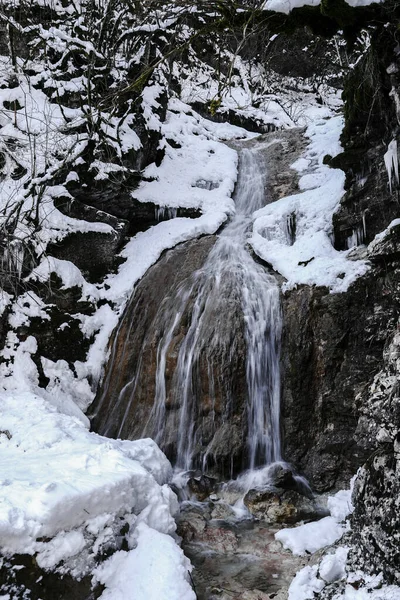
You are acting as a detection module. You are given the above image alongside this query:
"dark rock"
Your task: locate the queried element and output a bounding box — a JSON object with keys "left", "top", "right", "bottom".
{"left": 268, "top": 464, "right": 296, "bottom": 490}
{"left": 281, "top": 263, "right": 400, "bottom": 492}
{"left": 188, "top": 475, "right": 218, "bottom": 501}
{"left": 243, "top": 488, "right": 326, "bottom": 524}
{"left": 0, "top": 555, "right": 102, "bottom": 600}
{"left": 347, "top": 331, "right": 400, "bottom": 583}
{"left": 47, "top": 230, "right": 123, "bottom": 284}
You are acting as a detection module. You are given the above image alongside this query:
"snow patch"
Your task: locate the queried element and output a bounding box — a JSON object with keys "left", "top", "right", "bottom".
{"left": 276, "top": 481, "right": 354, "bottom": 556}
{"left": 93, "top": 523, "right": 196, "bottom": 600}
{"left": 250, "top": 109, "right": 369, "bottom": 292}
{"left": 276, "top": 516, "right": 347, "bottom": 555}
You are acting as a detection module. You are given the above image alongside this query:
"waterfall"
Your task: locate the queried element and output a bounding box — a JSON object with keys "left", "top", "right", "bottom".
{"left": 93, "top": 147, "right": 282, "bottom": 474}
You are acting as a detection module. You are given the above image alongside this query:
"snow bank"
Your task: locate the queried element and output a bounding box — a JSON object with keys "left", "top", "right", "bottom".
{"left": 250, "top": 108, "right": 369, "bottom": 292}
{"left": 94, "top": 523, "right": 196, "bottom": 600}
{"left": 0, "top": 388, "right": 174, "bottom": 554}
{"left": 0, "top": 337, "right": 175, "bottom": 555}
{"left": 28, "top": 256, "right": 101, "bottom": 302}
{"left": 134, "top": 98, "right": 240, "bottom": 214}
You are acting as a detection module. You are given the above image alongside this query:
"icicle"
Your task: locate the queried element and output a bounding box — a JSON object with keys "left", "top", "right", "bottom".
{"left": 155, "top": 206, "right": 178, "bottom": 221}
{"left": 384, "top": 139, "right": 399, "bottom": 194}
{"left": 362, "top": 211, "right": 367, "bottom": 241}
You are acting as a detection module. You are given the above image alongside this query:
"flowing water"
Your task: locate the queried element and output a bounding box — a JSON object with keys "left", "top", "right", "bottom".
{"left": 145, "top": 148, "right": 281, "bottom": 470}
{"left": 93, "top": 146, "right": 282, "bottom": 474}
{"left": 91, "top": 137, "right": 315, "bottom": 600}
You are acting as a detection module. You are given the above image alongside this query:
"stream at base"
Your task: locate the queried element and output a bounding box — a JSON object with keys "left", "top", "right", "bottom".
{"left": 182, "top": 517, "right": 312, "bottom": 600}
{"left": 173, "top": 465, "right": 325, "bottom": 600}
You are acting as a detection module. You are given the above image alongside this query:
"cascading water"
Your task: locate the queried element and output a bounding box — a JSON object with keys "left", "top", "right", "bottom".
{"left": 149, "top": 148, "right": 281, "bottom": 471}
{"left": 91, "top": 146, "right": 283, "bottom": 474}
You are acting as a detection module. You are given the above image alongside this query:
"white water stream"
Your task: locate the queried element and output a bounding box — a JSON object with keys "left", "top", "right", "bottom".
{"left": 140, "top": 147, "right": 282, "bottom": 471}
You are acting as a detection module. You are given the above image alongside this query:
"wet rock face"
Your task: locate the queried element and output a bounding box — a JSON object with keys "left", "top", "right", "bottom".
{"left": 281, "top": 257, "right": 400, "bottom": 492}
{"left": 89, "top": 235, "right": 249, "bottom": 477}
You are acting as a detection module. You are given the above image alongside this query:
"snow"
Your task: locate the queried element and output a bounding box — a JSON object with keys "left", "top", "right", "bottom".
{"left": 75, "top": 304, "right": 119, "bottom": 387}
{"left": 276, "top": 515, "right": 347, "bottom": 555}
{"left": 0, "top": 292, "right": 12, "bottom": 318}
{"left": 328, "top": 484, "right": 354, "bottom": 522}
{"left": 28, "top": 257, "right": 101, "bottom": 301}
{"left": 93, "top": 523, "right": 196, "bottom": 600}
{"left": 276, "top": 482, "right": 354, "bottom": 555}
{"left": 320, "top": 546, "right": 349, "bottom": 583}
{"left": 288, "top": 547, "right": 349, "bottom": 599}
{"left": 134, "top": 98, "right": 240, "bottom": 214}
{"left": 262, "top": 0, "right": 385, "bottom": 14}
{"left": 250, "top": 108, "right": 370, "bottom": 292}
{"left": 288, "top": 565, "right": 326, "bottom": 599}
{"left": 0, "top": 389, "right": 176, "bottom": 554}
{"left": 36, "top": 530, "right": 86, "bottom": 570}
{"left": 368, "top": 217, "right": 400, "bottom": 254}
{"left": 7, "top": 292, "right": 50, "bottom": 328}
{"left": 0, "top": 336, "right": 177, "bottom": 559}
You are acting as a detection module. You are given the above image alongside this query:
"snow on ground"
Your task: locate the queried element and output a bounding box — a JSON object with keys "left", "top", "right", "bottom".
{"left": 275, "top": 484, "right": 353, "bottom": 556}
{"left": 277, "top": 515, "right": 348, "bottom": 555}
{"left": 283, "top": 477, "right": 400, "bottom": 599}
{"left": 134, "top": 97, "right": 243, "bottom": 214}
{"left": 93, "top": 523, "right": 195, "bottom": 600}
{"left": 0, "top": 334, "right": 195, "bottom": 597}
{"left": 0, "top": 386, "right": 175, "bottom": 554}
{"left": 250, "top": 104, "right": 370, "bottom": 292}
{"left": 262, "top": 0, "right": 385, "bottom": 14}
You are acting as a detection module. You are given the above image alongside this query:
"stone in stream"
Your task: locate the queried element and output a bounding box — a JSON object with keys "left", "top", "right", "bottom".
{"left": 243, "top": 488, "right": 325, "bottom": 524}
{"left": 188, "top": 474, "right": 218, "bottom": 501}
